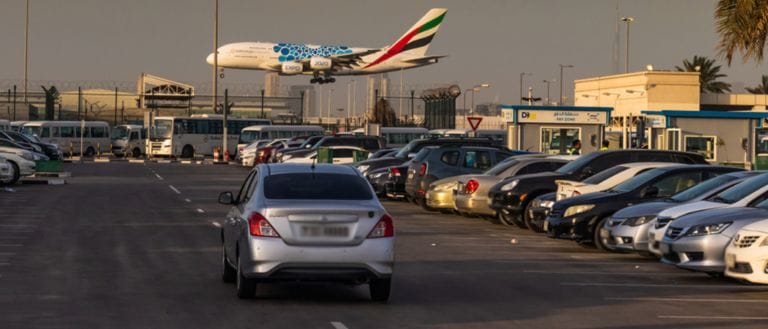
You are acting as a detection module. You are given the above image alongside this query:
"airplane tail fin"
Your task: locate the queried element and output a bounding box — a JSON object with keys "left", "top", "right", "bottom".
{"left": 364, "top": 8, "right": 446, "bottom": 68}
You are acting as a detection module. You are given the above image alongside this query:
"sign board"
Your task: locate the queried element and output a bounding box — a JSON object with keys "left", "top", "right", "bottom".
{"left": 517, "top": 110, "right": 608, "bottom": 124}
{"left": 646, "top": 115, "right": 667, "bottom": 128}
{"left": 467, "top": 117, "right": 483, "bottom": 131}
{"left": 501, "top": 109, "right": 515, "bottom": 123}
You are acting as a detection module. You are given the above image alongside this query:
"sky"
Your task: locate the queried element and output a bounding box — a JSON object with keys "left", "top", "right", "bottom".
{"left": 1, "top": 0, "right": 767, "bottom": 111}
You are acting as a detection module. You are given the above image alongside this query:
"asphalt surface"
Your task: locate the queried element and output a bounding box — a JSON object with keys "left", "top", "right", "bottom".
{"left": 1, "top": 162, "right": 767, "bottom": 329}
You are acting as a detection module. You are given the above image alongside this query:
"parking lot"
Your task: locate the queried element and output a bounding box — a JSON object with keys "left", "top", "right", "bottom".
{"left": 1, "top": 162, "right": 767, "bottom": 329}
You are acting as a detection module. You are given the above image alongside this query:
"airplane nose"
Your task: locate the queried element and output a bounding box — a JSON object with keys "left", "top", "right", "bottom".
{"left": 206, "top": 53, "right": 215, "bottom": 65}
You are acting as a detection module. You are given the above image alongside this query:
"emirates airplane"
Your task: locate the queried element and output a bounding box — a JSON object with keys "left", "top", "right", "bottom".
{"left": 206, "top": 8, "right": 447, "bottom": 84}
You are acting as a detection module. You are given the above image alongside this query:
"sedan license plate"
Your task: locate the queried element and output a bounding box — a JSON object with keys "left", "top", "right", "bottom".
{"left": 300, "top": 225, "right": 349, "bottom": 238}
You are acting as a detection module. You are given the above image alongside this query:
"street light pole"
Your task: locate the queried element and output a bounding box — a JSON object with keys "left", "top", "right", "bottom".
{"left": 559, "top": 64, "right": 573, "bottom": 105}
{"left": 543, "top": 79, "right": 556, "bottom": 105}
{"left": 212, "top": 0, "right": 219, "bottom": 112}
{"left": 621, "top": 17, "right": 635, "bottom": 73}
{"left": 519, "top": 73, "right": 531, "bottom": 105}
{"left": 23, "top": 0, "right": 29, "bottom": 104}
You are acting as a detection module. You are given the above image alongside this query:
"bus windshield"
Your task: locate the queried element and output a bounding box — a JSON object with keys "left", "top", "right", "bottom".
{"left": 239, "top": 130, "right": 261, "bottom": 144}
{"left": 152, "top": 120, "right": 173, "bottom": 139}
{"left": 21, "top": 126, "right": 41, "bottom": 137}
{"left": 112, "top": 126, "right": 130, "bottom": 140}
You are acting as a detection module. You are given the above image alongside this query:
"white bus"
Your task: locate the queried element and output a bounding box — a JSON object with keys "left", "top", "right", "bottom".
{"left": 0, "top": 120, "right": 9, "bottom": 131}
{"left": 10, "top": 121, "right": 28, "bottom": 132}
{"left": 352, "top": 127, "right": 429, "bottom": 148}
{"left": 111, "top": 124, "right": 147, "bottom": 157}
{"left": 238, "top": 125, "right": 324, "bottom": 153}
{"left": 427, "top": 129, "right": 469, "bottom": 138}
{"left": 20, "top": 121, "right": 111, "bottom": 156}
{"left": 149, "top": 115, "right": 271, "bottom": 158}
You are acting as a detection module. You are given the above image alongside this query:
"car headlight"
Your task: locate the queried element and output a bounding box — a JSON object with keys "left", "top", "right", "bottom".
{"left": 684, "top": 222, "right": 731, "bottom": 237}
{"left": 539, "top": 200, "right": 555, "bottom": 208}
{"left": 20, "top": 151, "right": 34, "bottom": 161}
{"left": 369, "top": 172, "right": 386, "bottom": 179}
{"left": 357, "top": 165, "right": 370, "bottom": 173}
{"left": 500, "top": 180, "right": 519, "bottom": 191}
{"left": 563, "top": 204, "right": 595, "bottom": 217}
{"left": 622, "top": 216, "right": 655, "bottom": 227}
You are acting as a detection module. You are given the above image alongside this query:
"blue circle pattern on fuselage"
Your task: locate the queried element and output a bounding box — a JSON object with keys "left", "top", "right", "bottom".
{"left": 274, "top": 43, "right": 353, "bottom": 62}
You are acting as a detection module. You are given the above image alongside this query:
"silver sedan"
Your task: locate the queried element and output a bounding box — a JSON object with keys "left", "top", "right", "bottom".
{"left": 219, "top": 163, "right": 395, "bottom": 301}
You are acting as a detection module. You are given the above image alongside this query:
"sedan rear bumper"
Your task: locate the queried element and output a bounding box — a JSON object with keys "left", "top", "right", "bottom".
{"left": 454, "top": 194, "right": 495, "bottom": 216}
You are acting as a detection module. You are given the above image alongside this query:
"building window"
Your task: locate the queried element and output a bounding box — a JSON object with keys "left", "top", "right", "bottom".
{"left": 684, "top": 135, "right": 716, "bottom": 161}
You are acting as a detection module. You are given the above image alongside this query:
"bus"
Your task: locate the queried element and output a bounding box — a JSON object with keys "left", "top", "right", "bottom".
{"left": 20, "top": 121, "right": 111, "bottom": 156}
{"left": 149, "top": 115, "right": 271, "bottom": 158}
{"left": 10, "top": 121, "right": 28, "bottom": 132}
{"left": 111, "top": 124, "right": 147, "bottom": 157}
{"left": 238, "top": 125, "right": 324, "bottom": 153}
{"left": 351, "top": 127, "right": 429, "bottom": 148}
{"left": 0, "top": 120, "right": 9, "bottom": 131}
{"left": 427, "top": 129, "right": 469, "bottom": 138}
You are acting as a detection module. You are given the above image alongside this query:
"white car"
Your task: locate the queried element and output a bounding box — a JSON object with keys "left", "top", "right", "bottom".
{"left": 0, "top": 145, "right": 40, "bottom": 184}
{"left": 555, "top": 162, "right": 677, "bottom": 201}
{"left": 648, "top": 172, "right": 768, "bottom": 257}
{"left": 725, "top": 219, "right": 768, "bottom": 284}
{"left": 284, "top": 146, "right": 366, "bottom": 165}
{"left": 0, "top": 155, "right": 13, "bottom": 184}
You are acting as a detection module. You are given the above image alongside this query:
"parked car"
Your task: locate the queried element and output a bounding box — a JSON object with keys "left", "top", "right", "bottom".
{"left": 239, "top": 140, "right": 272, "bottom": 166}
{"left": 405, "top": 145, "right": 516, "bottom": 210}
{"left": 284, "top": 146, "right": 367, "bottom": 164}
{"left": 3, "top": 130, "right": 62, "bottom": 160}
{"left": 369, "top": 148, "right": 399, "bottom": 160}
{"left": 271, "top": 135, "right": 325, "bottom": 163}
{"left": 602, "top": 171, "right": 761, "bottom": 256}
{"left": 218, "top": 163, "right": 394, "bottom": 300}
{"left": 660, "top": 201, "right": 768, "bottom": 276}
{"left": 0, "top": 131, "right": 41, "bottom": 153}
{"left": 554, "top": 162, "right": 679, "bottom": 201}
{"left": 527, "top": 192, "right": 557, "bottom": 232}
{"left": 451, "top": 155, "right": 571, "bottom": 219}
{"left": 647, "top": 172, "right": 768, "bottom": 257}
{"left": 725, "top": 219, "right": 768, "bottom": 284}
{"left": 0, "top": 155, "right": 13, "bottom": 185}
{"left": 488, "top": 150, "right": 708, "bottom": 228}
{"left": 545, "top": 165, "right": 740, "bottom": 249}
{"left": 280, "top": 136, "right": 384, "bottom": 161}
{"left": 0, "top": 144, "right": 41, "bottom": 184}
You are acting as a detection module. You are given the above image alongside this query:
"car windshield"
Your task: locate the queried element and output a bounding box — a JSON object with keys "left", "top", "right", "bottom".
{"left": 582, "top": 166, "right": 629, "bottom": 184}
{"left": 485, "top": 160, "right": 519, "bottom": 176}
{"left": 300, "top": 136, "right": 323, "bottom": 149}
{"left": 20, "top": 126, "right": 41, "bottom": 137}
{"left": 264, "top": 173, "right": 373, "bottom": 200}
{"left": 709, "top": 173, "right": 768, "bottom": 204}
{"left": 670, "top": 174, "right": 738, "bottom": 202}
{"left": 152, "top": 119, "right": 173, "bottom": 139}
{"left": 239, "top": 130, "right": 260, "bottom": 144}
{"left": 394, "top": 139, "right": 426, "bottom": 159}
{"left": 609, "top": 168, "right": 669, "bottom": 193}
{"left": 554, "top": 152, "right": 597, "bottom": 174}
{"left": 112, "top": 126, "right": 129, "bottom": 140}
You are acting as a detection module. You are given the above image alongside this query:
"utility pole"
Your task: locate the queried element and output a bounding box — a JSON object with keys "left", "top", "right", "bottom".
{"left": 622, "top": 17, "right": 635, "bottom": 73}
{"left": 212, "top": 0, "right": 219, "bottom": 112}
{"left": 347, "top": 80, "right": 352, "bottom": 120}
{"left": 543, "top": 79, "right": 556, "bottom": 105}
{"left": 559, "top": 64, "right": 573, "bottom": 105}
{"left": 223, "top": 88, "right": 228, "bottom": 160}
{"left": 114, "top": 87, "right": 118, "bottom": 126}
{"left": 260, "top": 89, "right": 265, "bottom": 118}
{"left": 23, "top": 0, "right": 29, "bottom": 104}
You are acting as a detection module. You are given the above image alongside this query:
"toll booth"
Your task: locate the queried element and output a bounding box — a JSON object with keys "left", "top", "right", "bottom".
{"left": 642, "top": 110, "right": 768, "bottom": 168}
{"left": 501, "top": 105, "right": 612, "bottom": 154}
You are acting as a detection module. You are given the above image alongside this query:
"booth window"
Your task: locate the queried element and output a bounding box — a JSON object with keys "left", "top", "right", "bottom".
{"left": 684, "top": 136, "right": 716, "bottom": 161}
{"left": 540, "top": 127, "right": 580, "bottom": 155}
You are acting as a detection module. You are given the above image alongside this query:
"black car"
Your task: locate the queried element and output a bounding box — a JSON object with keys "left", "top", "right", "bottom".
{"left": 488, "top": 150, "right": 709, "bottom": 228}
{"left": 272, "top": 135, "right": 324, "bottom": 162}
{"left": 280, "top": 136, "right": 384, "bottom": 161}
{"left": 544, "top": 164, "right": 742, "bottom": 249}
{"left": 2, "top": 131, "right": 62, "bottom": 160}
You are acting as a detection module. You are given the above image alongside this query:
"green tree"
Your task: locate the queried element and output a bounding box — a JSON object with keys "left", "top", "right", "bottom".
{"left": 715, "top": 0, "right": 768, "bottom": 65}
{"left": 675, "top": 55, "right": 732, "bottom": 93}
{"left": 746, "top": 75, "right": 768, "bottom": 94}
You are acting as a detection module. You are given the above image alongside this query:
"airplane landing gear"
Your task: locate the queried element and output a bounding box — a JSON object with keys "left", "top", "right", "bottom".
{"left": 310, "top": 71, "right": 336, "bottom": 84}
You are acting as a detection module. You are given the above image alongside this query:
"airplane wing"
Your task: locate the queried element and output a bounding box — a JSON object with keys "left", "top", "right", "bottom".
{"left": 297, "top": 49, "right": 380, "bottom": 70}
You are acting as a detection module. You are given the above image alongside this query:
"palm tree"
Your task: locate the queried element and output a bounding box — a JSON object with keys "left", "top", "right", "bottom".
{"left": 715, "top": 0, "right": 768, "bottom": 65}
{"left": 675, "top": 56, "right": 732, "bottom": 93}
{"left": 746, "top": 75, "right": 768, "bottom": 94}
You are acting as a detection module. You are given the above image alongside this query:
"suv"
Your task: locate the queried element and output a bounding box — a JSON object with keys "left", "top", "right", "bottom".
{"left": 405, "top": 145, "right": 516, "bottom": 209}
{"left": 488, "top": 150, "right": 708, "bottom": 228}
{"left": 280, "top": 136, "right": 383, "bottom": 161}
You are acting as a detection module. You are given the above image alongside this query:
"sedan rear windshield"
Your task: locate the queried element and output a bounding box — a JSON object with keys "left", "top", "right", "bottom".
{"left": 264, "top": 173, "right": 373, "bottom": 200}
{"left": 582, "top": 166, "right": 629, "bottom": 184}
{"left": 609, "top": 168, "right": 669, "bottom": 193}
{"left": 670, "top": 174, "right": 737, "bottom": 203}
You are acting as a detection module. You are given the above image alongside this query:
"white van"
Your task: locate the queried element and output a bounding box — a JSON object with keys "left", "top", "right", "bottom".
{"left": 21, "top": 121, "right": 111, "bottom": 156}
{"left": 237, "top": 125, "right": 324, "bottom": 154}
{"left": 428, "top": 129, "right": 469, "bottom": 138}
{"left": 111, "top": 124, "right": 147, "bottom": 157}
{"left": 351, "top": 127, "right": 429, "bottom": 147}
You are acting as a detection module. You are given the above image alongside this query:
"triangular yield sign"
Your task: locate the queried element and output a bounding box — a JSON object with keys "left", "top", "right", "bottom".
{"left": 467, "top": 116, "right": 483, "bottom": 131}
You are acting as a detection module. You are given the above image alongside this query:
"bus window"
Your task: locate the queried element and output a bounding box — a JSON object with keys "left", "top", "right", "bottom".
{"left": 60, "top": 127, "right": 75, "bottom": 138}
{"left": 92, "top": 127, "right": 108, "bottom": 138}
{"left": 41, "top": 127, "right": 51, "bottom": 138}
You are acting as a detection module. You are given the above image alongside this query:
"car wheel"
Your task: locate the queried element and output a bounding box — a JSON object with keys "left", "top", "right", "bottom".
{"left": 131, "top": 147, "right": 142, "bottom": 158}
{"left": 524, "top": 203, "right": 544, "bottom": 233}
{"left": 369, "top": 278, "right": 391, "bottom": 302}
{"left": 221, "top": 245, "right": 236, "bottom": 283}
{"left": 593, "top": 217, "right": 615, "bottom": 252}
{"left": 181, "top": 145, "right": 194, "bottom": 159}
{"left": 497, "top": 211, "right": 518, "bottom": 227}
{"left": 235, "top": 256, "right": 257, "bottom": 299}
{"left": 84, "top": 147, "right": 96, "bottom": 157}
{"left": 1, "top": 161, "right": 20, "bottom": 185}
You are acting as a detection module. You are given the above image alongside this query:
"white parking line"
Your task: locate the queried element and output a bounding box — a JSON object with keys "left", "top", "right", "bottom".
{"left": 184, "top": 198, "right": 191, "bottom": 203}
{"left": 330, "top": 322, "right": 349, "bottom": 329}
{"left": 196, "top": 208, "right": 205, "bottom": 214}
{"left": 609, "top": 297, "right": 768, "bottom": 304}
{"left": 169, "top": 185, "right": 181, "bottom": 194}
{"left": 561, "top": 282, "right": 766, "bottom": 289}
{"left": 155, "top": 173, "right": 164, "bottom": 180}
{"left": 659, "top": 315, "right": 768, "bottom": 320}
{"left": 524, "top": 270, "right": 689, "bottom": 276}
{"left": 211, "top": 221, "right": 221, "bottom": 228}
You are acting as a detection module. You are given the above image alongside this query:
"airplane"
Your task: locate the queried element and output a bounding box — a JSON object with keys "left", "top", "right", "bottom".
{"left": 206, "top": 8, "right": 447, "bottom": 84}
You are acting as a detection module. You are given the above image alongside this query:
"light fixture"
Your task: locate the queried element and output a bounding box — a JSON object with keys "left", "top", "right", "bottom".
{"left": 646, "top": 64, "right": 654, "bottom": 71}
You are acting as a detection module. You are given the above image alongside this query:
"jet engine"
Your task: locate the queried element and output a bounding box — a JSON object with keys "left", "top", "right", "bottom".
{"left": 309, "top": 56, "right": 332, "bottom": 71}
{"left": 281, "top": 62, "right": 303, "bottom": 75}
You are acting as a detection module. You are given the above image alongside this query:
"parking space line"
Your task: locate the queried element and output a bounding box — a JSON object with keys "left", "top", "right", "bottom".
{"left": 211, "top": 221, "right": 221, "bottom": 228}
{"left": 330, "top": 322, "right": 349, "bottom": 329}
{"left": 608, "top": 297, "right": 768, "bottom": 304}
{"left": 658, "top": 315, "right": 768, "bottom": 320}
{"left": 184, "top": 198, "right": 191, "bottom": 203}
{"left": 155, "top": 173, "right": 164, "bottom": 180}
{"left": 524, "top": 270, "right": 690, "bottom": 276}
{"left": 196, "top": 208, "right": 205, "bottom": 213}
{"left": 561, "top": 282, "right": 767, "bottom": 289}
{"left": 169, "top": 185, "right": 181, "bottom": 194}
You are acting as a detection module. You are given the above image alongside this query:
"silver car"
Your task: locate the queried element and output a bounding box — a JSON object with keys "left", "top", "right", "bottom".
{"left": 660, "top": 204, "right": 768, "bottom": 276}
{"left": 219, "top": 163, "right": 395, "bottom": 300}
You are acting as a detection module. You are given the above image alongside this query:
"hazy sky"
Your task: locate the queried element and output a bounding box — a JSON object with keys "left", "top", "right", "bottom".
{"left": 1, "top": 0, "right": 767, "bottom": 108}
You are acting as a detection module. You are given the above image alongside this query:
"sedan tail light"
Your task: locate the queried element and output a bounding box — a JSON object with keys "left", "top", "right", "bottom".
{"left": 573, "top": 191, "right": 581, "bottom": 197}
{"left": 419, "top": 163, "right": 427, "bottom": 176}
{"left": 367, "top": 214, "right": 395, "bottom": 238}
{"left": 465, "top": 179, "right": 480, "bottom": 194}
{"left": 248, "top": 212, "right": 280, "bottom": 237}
{"left": 389, "top": 167, "right": 401, "bottom": 177}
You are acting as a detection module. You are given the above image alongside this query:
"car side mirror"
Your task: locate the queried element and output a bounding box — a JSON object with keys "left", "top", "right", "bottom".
{"left": 218, "top": 191, "right": 236, "bottom": 205}
{"left": 640, "top": 186, "right": 659, "bottom": 198}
